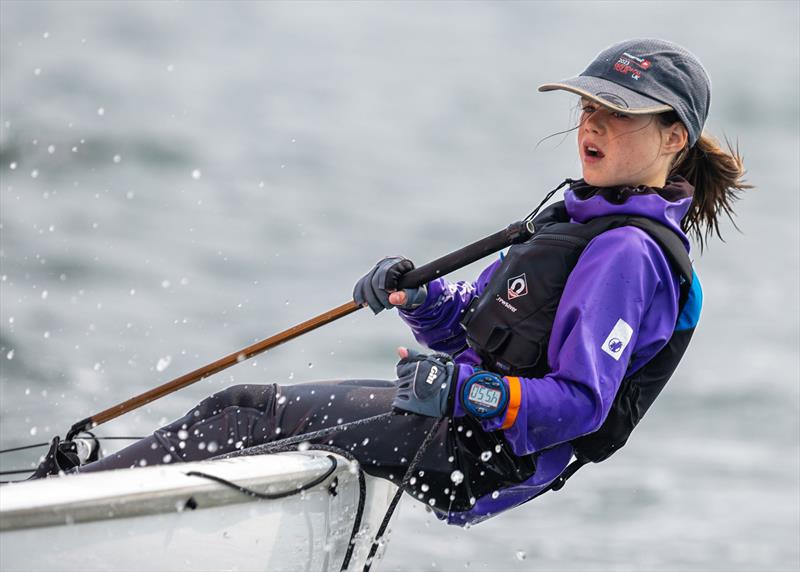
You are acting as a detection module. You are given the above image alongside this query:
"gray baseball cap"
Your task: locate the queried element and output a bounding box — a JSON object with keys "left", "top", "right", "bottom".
{"left": 539, "top": 38, "right": 711, "bottom": 146}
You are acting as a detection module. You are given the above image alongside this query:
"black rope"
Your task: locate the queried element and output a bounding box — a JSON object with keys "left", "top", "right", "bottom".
{"left": 523, "top": 178, "right": 574, "bottom": 225}
{"left": 218, "top": 424, "right": 378, "bottom": 571}
{"left": 0, "top": 468, "right": 36, "bottom": 476}
{"left": 185, "top": 454, "right": 338, "bottom": 501}
{"left": 0, "top": 442, "right": 50, "bottom": 454}
{"left": 0, "top": 435, "right": 146, "bottom": 479}
{"left": 221, "top": 412, "right": 394, "bottom": 456}
{"left": 259, "top": 443, "right": 368, "bottom": 572}
{"left": 219, "top": 410, "right": 443, "bottom": 571}
{"left": 363, "top": 416, "right": 444, "bottom": 572}
{"left": 0, "top": 436, "right": 144, "bottom": 455}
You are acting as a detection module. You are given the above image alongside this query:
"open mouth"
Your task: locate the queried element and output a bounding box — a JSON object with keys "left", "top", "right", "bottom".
{"left": 584, "top": 144, "right": 605, "bottom": 159}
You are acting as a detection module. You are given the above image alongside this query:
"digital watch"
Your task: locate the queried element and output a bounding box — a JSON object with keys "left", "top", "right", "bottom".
{"left": 460, "top": 371, "right": 509, "bottom": 420}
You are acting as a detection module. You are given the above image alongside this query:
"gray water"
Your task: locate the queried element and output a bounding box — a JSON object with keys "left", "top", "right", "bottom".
{"left": 1, "top": 2, "right": 798, "bottom": 571}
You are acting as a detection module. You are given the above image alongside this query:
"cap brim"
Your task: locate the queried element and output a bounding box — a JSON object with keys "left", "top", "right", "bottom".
{"left": 538, "top": 76, "right": 673, "bottom": 115}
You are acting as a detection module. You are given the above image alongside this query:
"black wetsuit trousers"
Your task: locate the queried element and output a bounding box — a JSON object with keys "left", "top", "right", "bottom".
{"left": 80, "top": 380, "right": 537, "bottom": 513}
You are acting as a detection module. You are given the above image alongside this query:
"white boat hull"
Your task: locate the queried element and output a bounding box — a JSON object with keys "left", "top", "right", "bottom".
{"left": 0, "top": 451, "right": 395, "bottom": 571}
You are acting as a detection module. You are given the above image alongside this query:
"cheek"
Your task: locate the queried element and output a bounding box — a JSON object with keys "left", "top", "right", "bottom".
{"left": 618, "top": 131, "right": 661, "bottom": 164}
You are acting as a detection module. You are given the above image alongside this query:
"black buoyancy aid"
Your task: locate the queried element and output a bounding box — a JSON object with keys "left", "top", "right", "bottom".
{"left": 459, "top": 200, "right": 700, "bottom": 467}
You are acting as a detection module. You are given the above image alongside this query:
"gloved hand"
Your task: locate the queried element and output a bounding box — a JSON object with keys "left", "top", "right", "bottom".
{"left": 353, "top": 257, "right": 427, "bottom": 315}
{"left": 392, "top": 348, "right": 457, "bottom": 417}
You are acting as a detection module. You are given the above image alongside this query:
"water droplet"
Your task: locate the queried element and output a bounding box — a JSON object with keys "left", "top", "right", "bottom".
{"left": 307, "top": 362, "right": 313, "bottom": 369}
{"left": 207, "top": 441, "right": 218, "bottom": 453}
{"left": 33, "top": 68, "right": 42, "bottom": 76}
{"left": 428, "top": 498, "right": 436, "bottom": 506}
{"left": 43, "top": 331, "right": 50, "bottom": 339}
{"left": 191, "top": 169, "right": 201, "bottom": 180}
{"left": 6, "top": 349, "right": 14, "bottom": 360}
{"left": 161, "top": 279, "right": 171, "bottom": 288}
{"left": 97, "top": 107, "right": 105, "bottom": 116}
{"left": 409, "top": 477, "right": 417, "bottom": 485}
{"left": 491, "top": 490, "right": 500, "bottom": 499}
{"left": 480, "top": 451, "right": 492, "bottom": 462}
{"left": 495, "top": 444, "right": 502, "bottom": 453}
{"left": 47, "top": 145, "right": 55, "bottom": 154}
{"left": 166, "top": 64, "right": 174, "bottom": 72}
{"left": 113, "top": 154, "right": 121, "bottom": 163}
{"left": 42, "top": 32, "right": 49, "bottom": 39}
{"left": 156, "top": 356, "right": 172, "bottom": 372}
{"left": 277, "top": 395, "right": 287, "bottom": 405}
{"left": 30, "top": 426, "right": 38, "bottom": 436}
{"left": 421, "top": 483, "right": 430, "bottom": 492}
{"left": 297, "top": 441, "right": 310, "bottom": 452}
{"left": 515, "top": 551, "right": 527, "bottom": 561}
{"left": 9, "top": 162, "right": 17, "bottom": 170}
{"left": 450, "top": 470, "right": 464, "bottom": 485}
{"left": 31, "top": 169, "right": 39, "bottom": 178}
{"left": 362, "top": 437, "right": 370, "bottom": 446}
{"left": 177, "top": 430, "right": 189, "bottom": 440}
{"left": 41, "top": 290, "right": 48, "bottom": 300}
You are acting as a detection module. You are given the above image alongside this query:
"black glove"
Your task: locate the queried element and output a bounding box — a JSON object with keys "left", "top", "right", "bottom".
{"left": 392, "top": 349, "right": 456, "bottom": 418}
{"left": 353, "top": 257, "right": 427, "bottom": 315}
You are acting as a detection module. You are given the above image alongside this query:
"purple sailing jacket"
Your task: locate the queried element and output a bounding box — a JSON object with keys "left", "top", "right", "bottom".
{"left": 398, "top": 177, "right": 695, "bottom": 525}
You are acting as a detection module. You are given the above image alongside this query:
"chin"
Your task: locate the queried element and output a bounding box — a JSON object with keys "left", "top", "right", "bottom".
{"left": 582, "top": 173, "right": 612, "bottom": 188}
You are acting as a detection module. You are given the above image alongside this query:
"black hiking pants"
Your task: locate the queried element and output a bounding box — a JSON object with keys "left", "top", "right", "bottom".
{"left": 80, "top": 380, "right": 536, "bottom": 513}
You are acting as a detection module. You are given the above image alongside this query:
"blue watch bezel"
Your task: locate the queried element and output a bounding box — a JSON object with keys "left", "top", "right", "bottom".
{"left": 461, "top": 372, "right": 509, "bottom": 420}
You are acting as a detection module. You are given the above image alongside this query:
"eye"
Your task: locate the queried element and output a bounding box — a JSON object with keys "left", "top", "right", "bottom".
{"left": 581, "top": 104, "right": 596, "bottom": 114}
{"left": 611, "top": 111, "right": 630, "bottom": 120}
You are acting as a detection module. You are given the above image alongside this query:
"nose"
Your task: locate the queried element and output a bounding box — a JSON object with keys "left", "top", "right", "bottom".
{"left": 582, "top": 109, "right": 605, "bottom": 134}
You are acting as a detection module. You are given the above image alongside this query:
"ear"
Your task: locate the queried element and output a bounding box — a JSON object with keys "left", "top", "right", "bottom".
{"left": 662, "top": 122, "right": 688, "bottom": 154}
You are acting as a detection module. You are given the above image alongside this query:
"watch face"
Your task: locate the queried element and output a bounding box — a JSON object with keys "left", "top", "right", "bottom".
{"left": 467, "top": 384, "right": 501, "bottom": 409}
{"left": 462, "top": 373, "right": 508, "bottom": 419}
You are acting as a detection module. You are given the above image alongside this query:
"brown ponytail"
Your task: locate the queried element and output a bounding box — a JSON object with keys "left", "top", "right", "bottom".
{"left": 659, "top": 112, "right": 753, "bottom": 250}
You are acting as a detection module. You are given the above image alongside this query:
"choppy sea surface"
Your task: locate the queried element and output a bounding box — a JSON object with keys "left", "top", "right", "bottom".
{"left": 1, "top": 2, "right": 798, "bottom": 571}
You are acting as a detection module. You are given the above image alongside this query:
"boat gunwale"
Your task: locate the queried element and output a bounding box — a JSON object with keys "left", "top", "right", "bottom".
{"left": 0, "top": 451, "right": 347, "bottom": 531}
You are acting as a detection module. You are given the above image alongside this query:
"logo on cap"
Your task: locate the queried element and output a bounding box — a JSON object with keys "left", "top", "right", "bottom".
{"left": 622, "top": 52, "right": 652, "bottom": 69}
{"left": 614, "top": 52, "right": 652, "bottom": 81}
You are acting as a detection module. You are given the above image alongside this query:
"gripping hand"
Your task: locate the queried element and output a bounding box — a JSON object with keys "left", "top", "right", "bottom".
{"left": 353, "top": 257, "right": 427, "bottom": 315}
{"left": 392, "top": 349, "right": 456, "bottom": 418}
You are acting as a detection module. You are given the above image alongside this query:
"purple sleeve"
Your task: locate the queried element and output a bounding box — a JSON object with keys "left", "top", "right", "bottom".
{"left": 398, "top": 260, "right": 502, "bottom": 354}
{"left": 473, "top": 227, "right": 681, "bottom": 455}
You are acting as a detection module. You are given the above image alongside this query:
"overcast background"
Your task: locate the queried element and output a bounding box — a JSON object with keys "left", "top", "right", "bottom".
{"left": 1, "top": 2, "right": 798, "bottom": 571}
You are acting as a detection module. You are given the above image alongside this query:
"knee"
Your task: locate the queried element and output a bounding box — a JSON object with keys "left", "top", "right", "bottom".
{"left": 192, "top": 384, "right": 276, "bottom": 418}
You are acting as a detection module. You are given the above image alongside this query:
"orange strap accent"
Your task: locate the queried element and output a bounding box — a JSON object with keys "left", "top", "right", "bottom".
{"left": 500, "top": 376, "right": 522, "bottom": 430}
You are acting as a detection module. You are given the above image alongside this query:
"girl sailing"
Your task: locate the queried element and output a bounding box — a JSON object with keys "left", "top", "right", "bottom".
{"left": 43, "top": 38, "right": 749, "bottom": 527}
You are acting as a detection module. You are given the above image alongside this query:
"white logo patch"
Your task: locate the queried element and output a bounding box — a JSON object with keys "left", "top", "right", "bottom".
{"left": 507, "top": 273, "right": 528, "bottom": 300}
{"left": 425, "top": 365, "right": 439, "bottom": 385}
{"left": 601, "top": 318, "right": 634, "bottom": 361}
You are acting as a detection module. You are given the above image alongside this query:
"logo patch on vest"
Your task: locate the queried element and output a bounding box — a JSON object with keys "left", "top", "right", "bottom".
{"left": 507, "top": 274, "right": 528, "bottom": 300}
{"left": 601, "top": 318, "right": 634, "bottom": 361}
